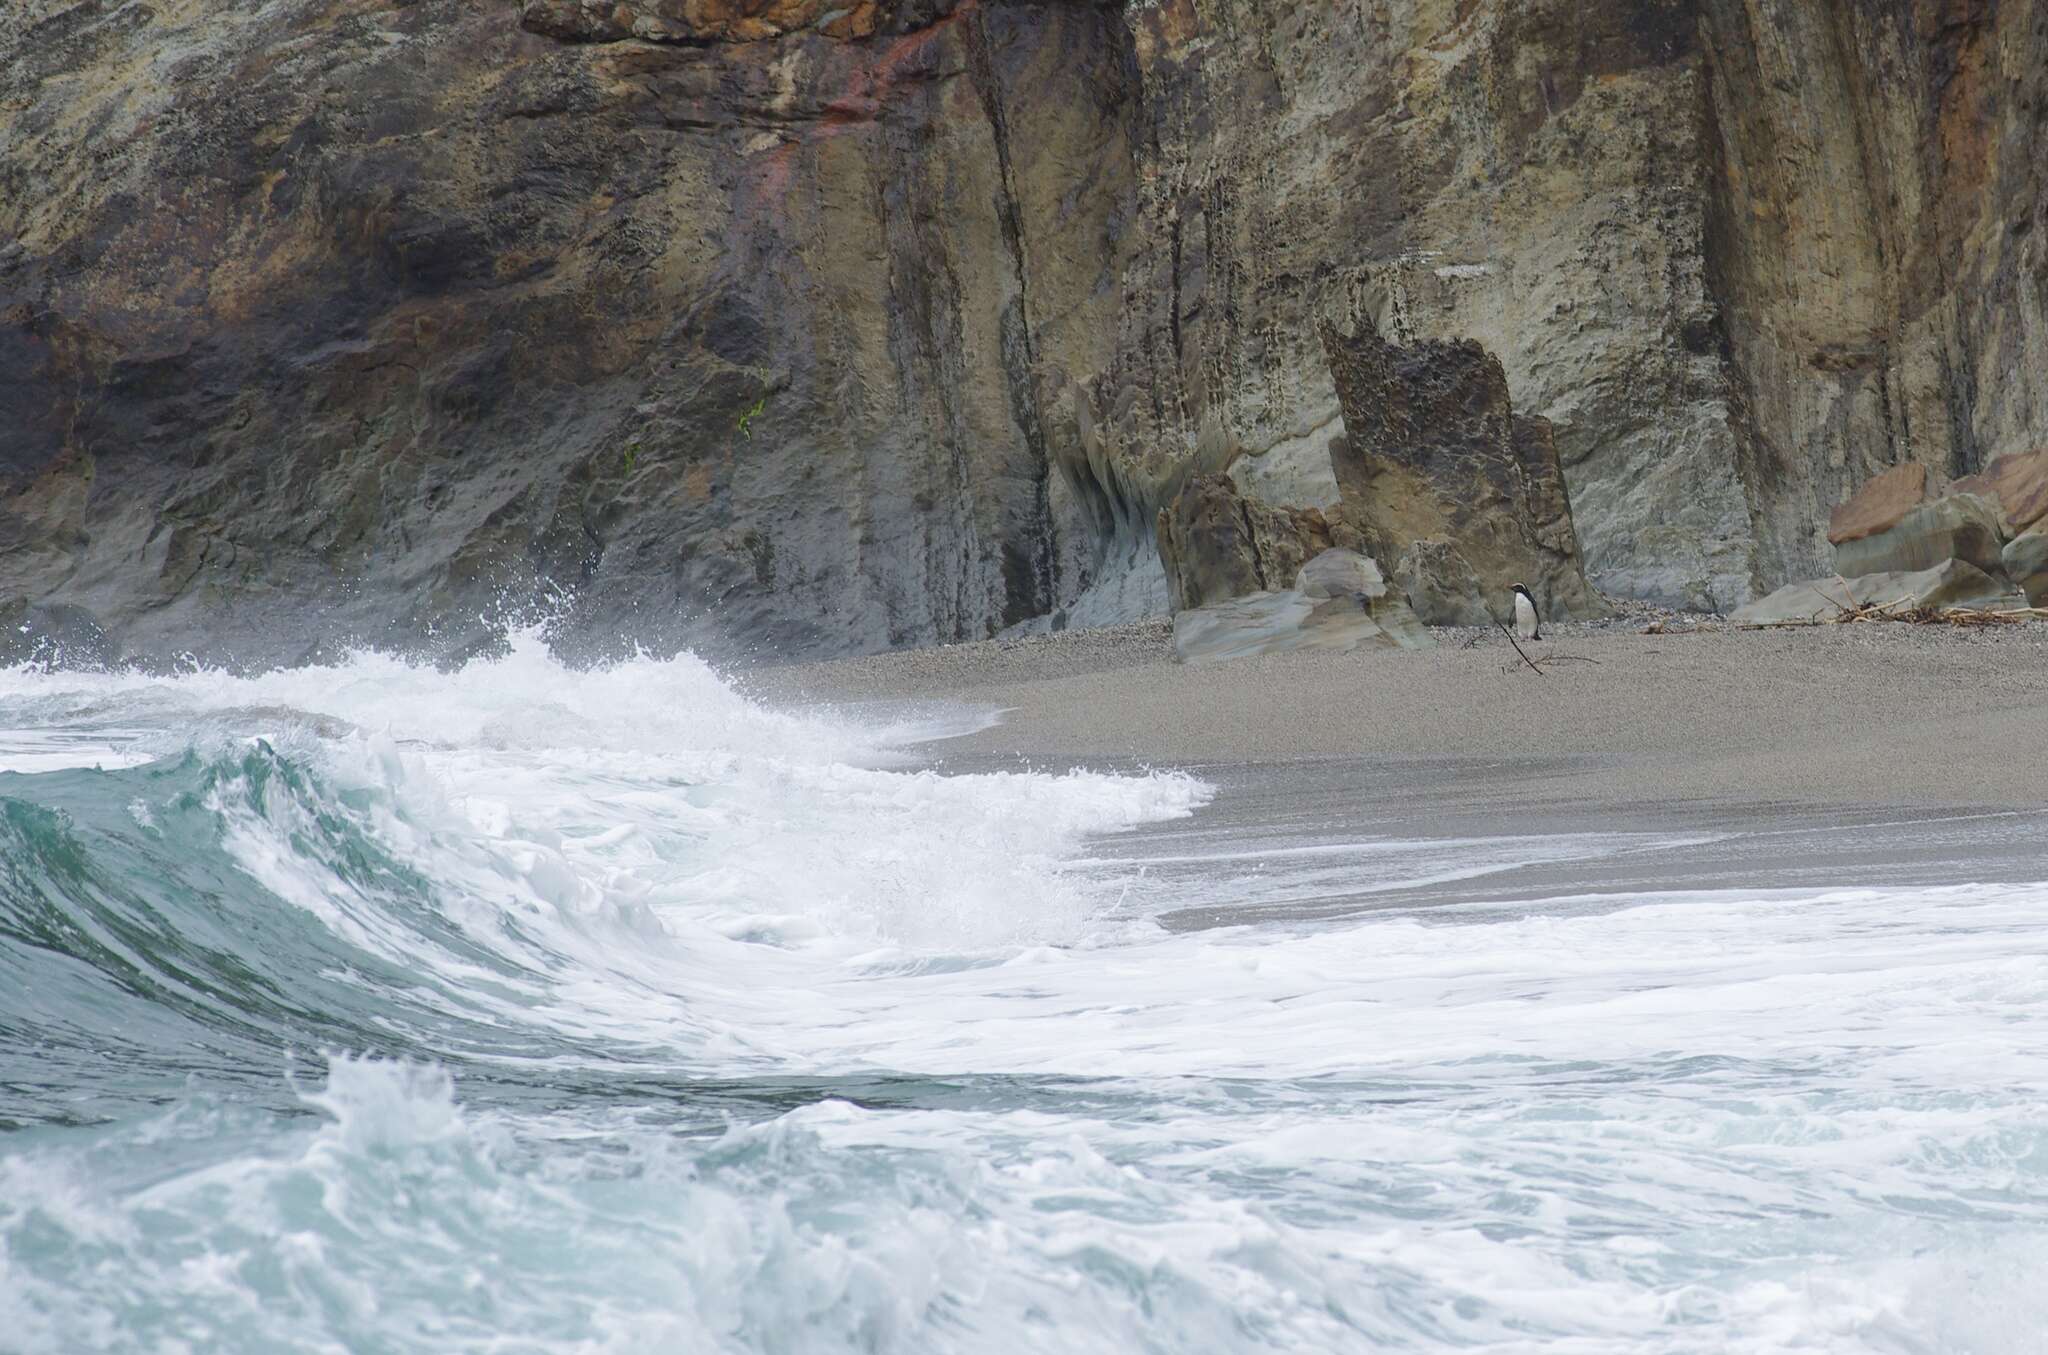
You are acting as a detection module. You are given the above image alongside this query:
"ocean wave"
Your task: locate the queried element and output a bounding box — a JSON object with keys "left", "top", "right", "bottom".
{"left": 4, "top": 638, "right": 2046, "bottom": 1353}
{"left": 0, "top": 640, "right": 1210, "bottom": 1127}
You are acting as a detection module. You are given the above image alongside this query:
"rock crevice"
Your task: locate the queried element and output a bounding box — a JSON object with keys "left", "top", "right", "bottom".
{"left": 1, "top": 0, "right": 2043, "bottom": 664}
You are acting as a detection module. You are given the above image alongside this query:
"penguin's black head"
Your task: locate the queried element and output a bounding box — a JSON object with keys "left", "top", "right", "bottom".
{"left": 1511, "top": 583, "right": 1533, "bottom": 601}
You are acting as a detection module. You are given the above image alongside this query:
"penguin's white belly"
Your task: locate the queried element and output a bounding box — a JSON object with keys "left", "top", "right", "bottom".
{"left": 1514, "top": 592, "right": 1541, "bottom": 641}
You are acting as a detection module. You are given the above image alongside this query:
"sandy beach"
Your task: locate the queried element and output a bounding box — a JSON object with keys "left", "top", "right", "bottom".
{"left": 745, "top": 617, "right": 2048, "bottom": 930}
{"left": 752, "top": 618, "right": 2048, "bottom": 808}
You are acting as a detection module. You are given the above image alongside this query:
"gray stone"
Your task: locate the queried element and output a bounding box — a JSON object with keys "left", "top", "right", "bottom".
{"left": 1833, "top": 493, "right": 2007, "bottom": 578}
{"left": 1389, "top": 541, "right": 1495, "bottom": 628}
{"left": 1732, "top": 560, "right": 2025, "bottom": 626}
{"left": 1294, "top": 549, "right": 1387, "bottom": 601}
{"left": 1155, "top": 475, "right": 1367, "bottom": 613}
{"left": 1172, "top": 589, "right": 1434, "bottom": 665}
{"left": 0, "top": 600, "right": 114, "bottom": 669}
{"left": 2002, "top": 531, "right": 2048, "bottom": 607}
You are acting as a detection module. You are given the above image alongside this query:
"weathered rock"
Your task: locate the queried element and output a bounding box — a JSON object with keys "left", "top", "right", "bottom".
{"left": 2002, "top": 531, "right": 2048, "bottom": 608}
{"left": 1953, "top": 451, "right": 2048, "bottom": 539}
{"left": 1318, "top": 312, "right": 1604, "bottom": 627}
{"left": 0, "top": 0, "right": 1142, "bottom": 666}
{"left": 4, "top": 0, "right": 2045, "bottom": 660}
{"left": 1294, "top": 549, "right": 1385, "bottom": 602}
{"left": 1876, "top": 561, "right": 2028, "bottom": 613}
{"left": 1732, "top": 560, "right": 2025, "bottom": 626}
{"left": 0, "top": 600, "right": 114, "bottom": 669}
{"left": 1108, "top": 3, "right": 1757, "bottom": 612}
{"left": 1702, "top": 0, "right": 2048, "bottom": 588}
{"left": 1155, "top": 475, "right": 1366, "bottom": 613}
{"left": 1172, "top": 588, "right": 1433, "bottom": 666}
{"left": 1827, "top": 465, "right": 1929, "bottom": 546}
{"left": 1387, "top": 541, "right": 1495, "bottom": 630}
{"left": 519, "top": 0, "right": 946, "bottom": 44}
{"left": 1832, "top": 492, "right": 2007, "bottom": 579}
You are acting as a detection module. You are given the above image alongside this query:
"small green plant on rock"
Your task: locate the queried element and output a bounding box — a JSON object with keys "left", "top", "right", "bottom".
{"left": 736, "top": 395, "right": 767, "bottom": 439}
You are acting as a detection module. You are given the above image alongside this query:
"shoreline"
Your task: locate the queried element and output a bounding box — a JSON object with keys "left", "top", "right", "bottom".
{"left": 747, "top": 616, "right": 2048, "bottom": 809}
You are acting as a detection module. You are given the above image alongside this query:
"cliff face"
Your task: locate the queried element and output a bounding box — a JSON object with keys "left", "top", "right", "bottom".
{"left": 1090, "top": 0, "right": 1748, "bottom": 612}
{"left": 0, "top": 0, "right": 1137, "bottom": 662}
{"left": 1, "top": 0, "right": 2042, "bottom": 663}
{"left": 1700, "top": 0, "right": 2048, "bottom": 586}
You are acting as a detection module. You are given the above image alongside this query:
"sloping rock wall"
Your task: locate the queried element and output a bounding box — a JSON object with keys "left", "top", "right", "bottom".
{"left": 1700, "top": 0, "right": 2048, "bottom": 589}
{"left": 2, "top": 0, "right": 2044, "bottom": 663}
{"left": 0, "top": 0, "right": 1137, "bottom": 663}
{"left": 1089, "top": 0, "right": 1751, "bottom": 614}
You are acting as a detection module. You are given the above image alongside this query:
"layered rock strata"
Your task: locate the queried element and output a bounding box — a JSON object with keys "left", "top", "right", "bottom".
{"left": 1318, "top": 312, "right": 1603, "bottom": 626}
{"left": 2, "top": 0, "right": 2044, "bottom": 664}
{"left": 0, "top": 0, "right": 1136, "bottom": 663}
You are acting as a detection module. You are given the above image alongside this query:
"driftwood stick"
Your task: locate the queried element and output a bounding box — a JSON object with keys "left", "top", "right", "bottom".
{"left": 1498, "top": 622, "right": 1545, "bottom": 676}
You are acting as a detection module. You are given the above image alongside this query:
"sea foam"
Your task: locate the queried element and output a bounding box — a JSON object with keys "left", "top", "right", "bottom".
{"left": 1, "top": 638, "right": 2045, "bottom": 1353}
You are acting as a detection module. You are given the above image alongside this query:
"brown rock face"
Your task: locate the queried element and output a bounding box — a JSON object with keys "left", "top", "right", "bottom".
{"left": 2, "top": 0, "right": 2044, "bottom": 663}
{"left": 1832, "top": 492, "right": 2006, "bottom": 580}
{"left": 1155, "top": 475, "right": 1363, "bottom": 613}
{"left": 1827, "top": 465, "right": 1930, "bottom": 546}
{"left": 519, "top": 0, "right": 945, "bottom": 44}
{"left": 1702, "top": 0, "right": 2048, "bottom": 585}
{"left": 0, "top": 0, "right": 1134, "bottom": 663}
{"left": 1952, "top": 451, "right": 2048, "bottom": 538}
{"left": 1318, "top": 315, "right": 1603, "bottom": 627}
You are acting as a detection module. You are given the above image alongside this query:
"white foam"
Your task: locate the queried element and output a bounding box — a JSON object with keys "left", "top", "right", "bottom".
{"left": 4, "top": 638, "right": 2047, "bottom": 1353}
{"left": 0, "top": 729, "right": 155, "bottom": 774}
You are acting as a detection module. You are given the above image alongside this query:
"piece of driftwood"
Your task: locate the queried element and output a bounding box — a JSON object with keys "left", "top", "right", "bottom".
{"left": 1737, "top": 580, "right": 2048, "bottom": 630}
{"left": 1496, "top": 623, "right": 1604, "bottom": 675}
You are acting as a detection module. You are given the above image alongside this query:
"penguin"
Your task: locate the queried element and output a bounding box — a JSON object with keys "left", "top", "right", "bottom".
{"left": 1511, "top": 583, "right": 1542, "bottom": 642}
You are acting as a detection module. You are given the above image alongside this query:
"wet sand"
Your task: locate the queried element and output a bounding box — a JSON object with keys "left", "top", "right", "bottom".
{"left": 751, "top": 618, "right": 2048, "bottom": 809}
{"left": 739, "top": 618, "right": 2048, "bottom": 924}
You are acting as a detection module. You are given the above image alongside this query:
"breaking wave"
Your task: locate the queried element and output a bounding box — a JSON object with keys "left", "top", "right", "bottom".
{"left": 1, "top": 635, "right": 2045, "bottom": 1352}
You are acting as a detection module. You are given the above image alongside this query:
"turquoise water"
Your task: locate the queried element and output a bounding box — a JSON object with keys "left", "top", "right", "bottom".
{"left": 2, "top": 638, "right": 2046, "bottom": 1353}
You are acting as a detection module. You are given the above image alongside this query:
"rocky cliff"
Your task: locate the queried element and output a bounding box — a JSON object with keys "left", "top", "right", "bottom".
{"left": 2, "top": 0, "right": 2042, "bottom": 664}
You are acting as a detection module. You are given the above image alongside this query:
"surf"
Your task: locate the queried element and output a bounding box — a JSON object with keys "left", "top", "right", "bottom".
{"left": 3, "top": 636, "right": 2046, "bottom": 1353}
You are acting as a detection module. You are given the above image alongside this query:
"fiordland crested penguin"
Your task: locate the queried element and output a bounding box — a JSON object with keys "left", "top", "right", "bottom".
{"left": 1511, "top": 584, "right": 1541, "bottom": 642}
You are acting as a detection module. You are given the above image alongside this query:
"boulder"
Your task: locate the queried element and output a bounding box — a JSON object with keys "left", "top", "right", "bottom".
{"left": 1389, "top": 540, "right": 1494, "bottom": 627}
{"left": 1317, "top": 312, "right": 1604, "bottom": 626}
{"left": 1952, "top": 449, "right": 2048, "bottom": 538}
{"left": 2003, "top": 531, "right": 2048, "bottom": 607}
{"left": 1827, "top": 464, "right": 1929, "bottom": 545}
{"left": 1155, "top": 475, "right": 1367, "bottom": 612}
{"left": 1832, "top": 492, "right": 2006, "bottom": 578}
{"left": 1294, "top": 548, "right": 1387, "bottom": 601}
{"left": 1172, "top": 586, "right": 1434, "bottom": 665}
{"left": 1732, "top": 559, "right": 2025, "bottom": 626}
